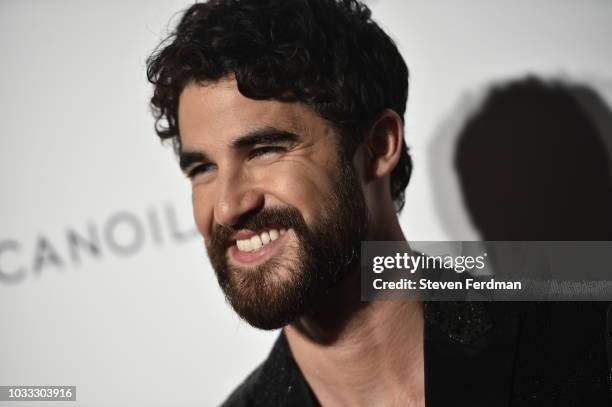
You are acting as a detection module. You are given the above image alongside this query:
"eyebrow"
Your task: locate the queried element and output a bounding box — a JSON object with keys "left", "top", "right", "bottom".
{"left": 179, "top": 150, "right": 210, "bottom": 173}
{"left": 179, "top": 127, "right": 300, "bottom": 173}
{"left": 230, "top": 127, "right": 299, "bottom": 149}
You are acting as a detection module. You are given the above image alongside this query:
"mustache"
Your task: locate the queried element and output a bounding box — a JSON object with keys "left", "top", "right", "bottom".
{"left": 209, "top": 206, "right": 308, "bottom": 247}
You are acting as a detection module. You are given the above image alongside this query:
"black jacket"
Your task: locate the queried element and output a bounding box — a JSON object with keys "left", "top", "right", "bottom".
{"left": 221, "top": 302, "right": 612, "bottom": 406}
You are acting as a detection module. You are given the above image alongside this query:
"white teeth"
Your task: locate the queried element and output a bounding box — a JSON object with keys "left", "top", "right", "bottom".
{"left": 236, "top": 228, "right": 284, "bottom": 252}
{"left": 238, "top": 239, "right": 253, "bottom": 252}
{"left": 250, "top": 235, "right": 262, "bottom": 250}
{"left": 261, "top": 232, "right": 271, "bottom": 244}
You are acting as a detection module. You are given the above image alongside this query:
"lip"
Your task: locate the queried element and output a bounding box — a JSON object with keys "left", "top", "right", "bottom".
{"left": 228, "top": 229, "right": 291, "bottom": 267}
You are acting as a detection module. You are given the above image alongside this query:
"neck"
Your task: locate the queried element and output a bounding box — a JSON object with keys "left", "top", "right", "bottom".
{"left": 284, "top": 217, "right": 425, "bottom": 407}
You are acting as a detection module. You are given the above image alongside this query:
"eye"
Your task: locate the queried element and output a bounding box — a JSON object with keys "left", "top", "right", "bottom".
{"left": 187, "top": 163, "right": 217, "bottom": 179}
{"left": 249, "top": 146, "right": 286, "bottom": 159}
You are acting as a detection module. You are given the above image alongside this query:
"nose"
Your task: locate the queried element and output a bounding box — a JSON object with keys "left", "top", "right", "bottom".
{"left": 213, "top": 168, "right": 264, "bottom": 228}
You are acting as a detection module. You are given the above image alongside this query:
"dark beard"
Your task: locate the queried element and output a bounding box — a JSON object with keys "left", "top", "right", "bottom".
{"left": 206, "top": 157, "right": 369, "bottom": 330}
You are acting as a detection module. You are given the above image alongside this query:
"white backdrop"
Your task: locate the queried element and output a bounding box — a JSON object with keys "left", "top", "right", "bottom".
{"left": 1, "top": 1, "right": 611, "bottom": 406}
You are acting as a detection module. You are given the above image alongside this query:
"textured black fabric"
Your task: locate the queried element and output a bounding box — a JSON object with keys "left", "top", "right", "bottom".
{"left": 221, "top": 302, "right": 612, "bottom": 406}
{"left": 221, "top": 333, "right": 317, "bottom": 407}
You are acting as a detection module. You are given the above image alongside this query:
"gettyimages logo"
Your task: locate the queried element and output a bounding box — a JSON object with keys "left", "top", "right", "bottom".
{"left": 372, "top": 252, "right": 488, "bottom": 274}
{"left": 0, "top": 202, "right": 199, "bottom": 285}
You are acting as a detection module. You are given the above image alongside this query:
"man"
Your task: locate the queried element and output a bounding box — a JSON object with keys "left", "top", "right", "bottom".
{"left": 147, "top": 1, "right": 611, "bottom": 406}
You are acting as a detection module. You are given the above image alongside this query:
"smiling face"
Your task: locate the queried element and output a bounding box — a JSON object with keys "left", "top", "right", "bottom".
{"left": 178, "top": 78, "right": 369, "bottom": 329}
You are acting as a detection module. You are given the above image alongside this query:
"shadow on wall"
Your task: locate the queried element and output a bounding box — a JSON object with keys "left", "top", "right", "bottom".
{"left": 430, "top": 76, "right": 612, "bottom": 241}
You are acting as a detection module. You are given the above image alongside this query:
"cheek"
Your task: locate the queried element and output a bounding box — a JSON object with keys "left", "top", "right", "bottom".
{"left": 265, "top": 164, "right": 337, "bottom": 224}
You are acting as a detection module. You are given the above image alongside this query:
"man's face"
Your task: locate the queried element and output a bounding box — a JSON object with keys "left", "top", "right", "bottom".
{"left": 178, "top": 78, "right": 368, "bottom": 329}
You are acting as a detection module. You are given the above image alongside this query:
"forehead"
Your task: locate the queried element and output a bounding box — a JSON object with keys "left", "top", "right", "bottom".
{"left": 178, "top": 78, "right": 330, "bottom": 147}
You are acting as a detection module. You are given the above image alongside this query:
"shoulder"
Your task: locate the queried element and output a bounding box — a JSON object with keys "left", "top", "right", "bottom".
{"left": 219, "top": 332, "right": 315, "bottom": 407}
{"left": 502, "top": 301, "right": 611, "bottom": 405}
{"left": 424, "top": 301, "right": 611, "bottom": 405}
{"left": 219, "top": 363, "right": 265, "bottom": 407}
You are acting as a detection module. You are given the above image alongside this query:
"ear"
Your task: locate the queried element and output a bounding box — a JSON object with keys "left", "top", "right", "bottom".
{"left": 364, "top": 109, "right": 404, "bottom": 181}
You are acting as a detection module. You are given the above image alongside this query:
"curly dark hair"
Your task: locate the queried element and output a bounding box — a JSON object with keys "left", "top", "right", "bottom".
{"left": 147, "top": 0, "right": 412, "bottom": 211}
